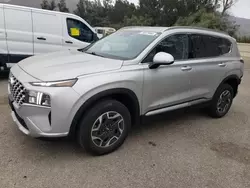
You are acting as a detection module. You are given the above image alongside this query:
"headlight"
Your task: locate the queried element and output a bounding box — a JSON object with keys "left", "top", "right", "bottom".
{"left": 26, "top": 91, "right": 51, "bottom": 107}
{"left": 30, "top": 78, "right": 77, "bottom": 87}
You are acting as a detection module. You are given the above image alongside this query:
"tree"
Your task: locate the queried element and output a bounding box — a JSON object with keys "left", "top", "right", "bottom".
{"left": 221, "top": 0, "right": 238, "bottom": 15}
{"left": 49, "top": 0, "right": 56, "bottom": 10}
{"left": 41, "top": 0, "right": 56, "bottom": 10}
{"left": 40, "top": 0, "right": 50, "bottom": 9}
{"left": 72, "top": 0, "right": 239, "bottom": 35}
{"left": 123, "top": 15, "right": 153, "bottom": 26}
{"left": 109, "top": 0, "right": 137, "bottom": 24}
{"left": 58, "top": 0, "right": 69, "bottom": 12}
{"left": 175, "top": 8, "right": 239, "bottom": 36}
{"left": 74, "top": 0, "right": 86, "bottom": 18}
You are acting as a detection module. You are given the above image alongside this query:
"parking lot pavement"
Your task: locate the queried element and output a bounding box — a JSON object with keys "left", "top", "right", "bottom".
{"left": 0, "top": 59, "right": 250, "bottom": 188}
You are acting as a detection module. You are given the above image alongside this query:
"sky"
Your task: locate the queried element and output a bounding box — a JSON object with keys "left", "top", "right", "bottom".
{"left": 127, "top": 0, "right": 250, "bottom": 19}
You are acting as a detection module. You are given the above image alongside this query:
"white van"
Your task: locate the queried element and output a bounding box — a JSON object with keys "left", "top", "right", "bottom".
{"left": 0, "top": 3, "right": 98, "bottom": 71}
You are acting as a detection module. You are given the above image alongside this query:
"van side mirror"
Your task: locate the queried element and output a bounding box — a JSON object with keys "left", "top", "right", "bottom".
{"left": 93, "top": 33, "right": 99, "bottom": 42}
{"left": 149, "top": 52, "right": 175, "bottom": 69}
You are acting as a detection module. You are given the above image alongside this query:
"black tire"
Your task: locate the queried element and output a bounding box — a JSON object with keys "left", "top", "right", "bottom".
{"left": 208, "top": 84, "right": 234, "bottom": 118}
{"left": 77, "top": 99, "right": 131, "bottom": 155}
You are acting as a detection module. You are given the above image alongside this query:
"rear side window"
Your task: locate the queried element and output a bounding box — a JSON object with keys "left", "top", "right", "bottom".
{"left": 190, "top": 34, "right": 232, "bottom": 58}
{"left": 67, "top": 18, "right": 94, "bottom": 43}
{"left": 189, "top": 35, "right": 207, "bottom": 58}
{"left": 219, "top": 38, "right": 232, "bottom": 54}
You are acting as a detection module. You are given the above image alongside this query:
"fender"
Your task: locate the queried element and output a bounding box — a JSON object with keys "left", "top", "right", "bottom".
{"left": 221, "top": 74, "right": 241, "bottom": 85}
{"left": 216, "top": 74, "right": 241, "bottom": 98}
{"left": 69, "top": 88, "right": 140, "bottom": 137}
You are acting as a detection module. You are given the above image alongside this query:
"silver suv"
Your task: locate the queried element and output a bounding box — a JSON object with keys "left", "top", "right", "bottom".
{"left": 8, "top": 27, "right": 244, "bottom": 155}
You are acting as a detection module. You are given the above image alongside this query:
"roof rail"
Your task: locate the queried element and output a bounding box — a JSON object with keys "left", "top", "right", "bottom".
{"left": 166, "top": 26, "right": 229, "bottom": 35}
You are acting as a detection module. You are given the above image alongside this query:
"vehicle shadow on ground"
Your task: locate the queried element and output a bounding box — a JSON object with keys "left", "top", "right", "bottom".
{"left": 131, "top": 107, "right": 207, "bottom": 136}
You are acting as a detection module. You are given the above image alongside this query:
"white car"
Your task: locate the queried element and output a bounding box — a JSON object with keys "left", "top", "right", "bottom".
{"left": 0, "top": 3, "right": 98, "bottom": 71}
{"left": 95, "top": 27, "right": 116, "bottom": 38}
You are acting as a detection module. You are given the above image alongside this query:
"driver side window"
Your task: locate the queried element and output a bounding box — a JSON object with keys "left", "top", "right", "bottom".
{"left": 67, "top": 18, "right": 94, "bottom": 43}
{"left": 143, "top": 34, "right": 189, "bottom": 63}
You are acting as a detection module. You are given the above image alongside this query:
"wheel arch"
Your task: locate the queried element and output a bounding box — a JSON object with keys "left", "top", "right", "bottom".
{"left": 219, "top": 74, "right": 241, "bottom": 97}
{"left": 69, "top": 88, "right": 140, "bottom": 137}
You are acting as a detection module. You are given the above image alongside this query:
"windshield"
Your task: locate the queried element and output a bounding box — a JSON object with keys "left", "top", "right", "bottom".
{"left": 83, "top": 30, "right": 161, "bottom": 60}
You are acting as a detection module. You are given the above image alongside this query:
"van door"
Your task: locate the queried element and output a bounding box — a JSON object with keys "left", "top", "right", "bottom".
{"left": 62, "top": 16, "right": 96, "bottom": 49}
{"left": 32, "top": 11, "right": 63, "bottom": 54}
{"left": 0, "top": 6, "right": 8, "bottom": 69}
{"left": 4, "top": 6, "right": 33, "bottom": 66}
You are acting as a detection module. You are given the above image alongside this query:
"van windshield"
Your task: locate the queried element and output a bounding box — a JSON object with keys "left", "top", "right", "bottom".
{"left": 82, "top": 30, "right": 161, "bottom": 60}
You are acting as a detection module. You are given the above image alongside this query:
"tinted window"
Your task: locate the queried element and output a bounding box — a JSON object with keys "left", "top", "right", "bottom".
{"left": 143, "top": 34, "right": 189, "bottom": 63}
{"left": 190, "top": 34, "right": 232, "bottom": 58}
{"left": 219, "top": 38, "right": 232, "bottom": 54}
{"left": 189, "top": 34, "right": 207, "bottom": 58}
{"left": 67, "top": 18, "right": 94, "bottom": 43}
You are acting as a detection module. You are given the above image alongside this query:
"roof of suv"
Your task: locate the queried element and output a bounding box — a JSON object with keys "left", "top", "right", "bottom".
{"left": 121, "top": 26, "right": 232, "bottom": 39}
{"left": 121, "top": 26, "right": 169, "bottom": 33}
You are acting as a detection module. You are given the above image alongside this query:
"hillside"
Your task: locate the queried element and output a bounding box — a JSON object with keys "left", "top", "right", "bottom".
{"left": 230, "top": 16, "right": 250, "bottom": 37}
{"left": 1, "top": 0, "right": 250, "bottom": 36}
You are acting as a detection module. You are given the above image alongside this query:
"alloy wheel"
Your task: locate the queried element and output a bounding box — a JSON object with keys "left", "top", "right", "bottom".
{"left": 91, "top": 111, "right": 124, "bottom": 148}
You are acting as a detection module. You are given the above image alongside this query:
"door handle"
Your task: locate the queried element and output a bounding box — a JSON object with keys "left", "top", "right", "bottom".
{"left": 37, "top": 37, "right": 46, "bottom": 40}
{"left": 65, "top": 40, "right": 73, "bottom": 44}
{"left": 218, "top": 63, "right": 226, "bottom": 67}
{"left": 181, "top": 66, "right": 192, "bottom": 71}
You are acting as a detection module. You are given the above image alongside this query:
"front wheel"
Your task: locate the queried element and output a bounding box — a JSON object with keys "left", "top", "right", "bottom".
{"left": 208, "top": 84, "right": 234, "bottom": 118}
{"left": 78, "top": 100, "right": 131, "bottom": 155}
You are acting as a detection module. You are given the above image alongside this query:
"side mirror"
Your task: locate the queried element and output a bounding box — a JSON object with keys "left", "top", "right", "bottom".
{"left": 149, "top": 52, "right": 174, "bottom": 69}
{"left": 93, "top": 33, "right": 99, "bottom": 42}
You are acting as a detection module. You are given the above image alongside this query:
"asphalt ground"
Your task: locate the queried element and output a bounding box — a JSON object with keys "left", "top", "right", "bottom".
{"left": 0, "top": 58, "right": 250, "bottom": 188}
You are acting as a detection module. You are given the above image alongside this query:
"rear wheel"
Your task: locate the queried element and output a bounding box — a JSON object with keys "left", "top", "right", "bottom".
{"left": 77, "top": 99, "right": 131, "bottom": 155}
{"left": 208, "top": 84, "right": 234, "bottom": 118}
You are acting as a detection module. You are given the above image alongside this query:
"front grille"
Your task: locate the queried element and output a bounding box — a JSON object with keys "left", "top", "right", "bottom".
{"left": 9, "top": 72, "right": 26, "bottom": 106}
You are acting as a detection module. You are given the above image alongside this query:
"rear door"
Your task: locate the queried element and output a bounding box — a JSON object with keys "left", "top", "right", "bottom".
{"left": 4, "top": 6, "right": 33, "bottom": 65}
{"left": 0, "top": 6, "right": 8, "bottom": 66}
{"left": 188, "top": 34, "right": 230, "bottom": 100}
{"left": 62, "top": 16, "right": 95, "bottom": 49}
{"left": 32, "top": 10, "right": 63, "bottom": 54}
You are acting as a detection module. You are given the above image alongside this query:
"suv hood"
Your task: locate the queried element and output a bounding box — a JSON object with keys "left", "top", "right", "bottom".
{"left": 18, "top": 50, "right": 123, "bottom": 81}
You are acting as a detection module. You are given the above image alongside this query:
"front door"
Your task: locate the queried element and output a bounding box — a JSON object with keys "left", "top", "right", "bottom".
{"left": 142, "top": 34, "right": 193, "bottom": 114}
{"left": 63, "top": 17, "right": 95, "bottom": 49}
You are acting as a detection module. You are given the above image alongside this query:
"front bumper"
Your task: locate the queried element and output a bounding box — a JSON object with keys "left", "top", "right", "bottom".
{"left": 9, "top": 98, "right": 68, "bottom": 138}
{"left": 8, "top": 65, "right": 80, "bottom": 138}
